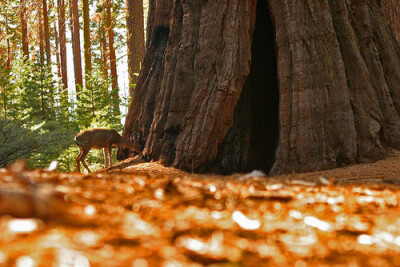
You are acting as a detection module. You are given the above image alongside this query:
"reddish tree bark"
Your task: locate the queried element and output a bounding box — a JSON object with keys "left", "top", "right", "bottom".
{"left": 58, "top": 0, "right": 68, "bottom": 90}
{"left": 37, "top": 0, "right": 44, "bottom": 64}
{"left": 382, "top": 0, "right": 400, "bottom": 43}
{"left": 100, "top": 23, "right": 108, "bottom": 78}
{"left": 20, "top": 0, "right": 29, "bottom": 59}
{"left": 69, "top": 0, "right": 83, "bottom": 91}
{"left": 120, "top": 0, "right": 258, "bottom": 168}
{"left": 54, "top": 20, "right": 61, "bottom": 79}
{"left": 106, "top": 0, "right": 119, "bottom": 113}
{"left": 106, "top": 0, "right": 118, "bottom": 95}
{"left": 5, "top": 7, "right": 11, "bottom": 69}
{"left": 42, "top": 0, "right": 51, "bottom": 65}
{"left": 121, "top": 0, "right": 400, "bottom": 175}
{"left": 0, "top": 22, "right": 5, "bottom": 62}
{"left": 82, "top": 0, "right": 92, "bottom": 76}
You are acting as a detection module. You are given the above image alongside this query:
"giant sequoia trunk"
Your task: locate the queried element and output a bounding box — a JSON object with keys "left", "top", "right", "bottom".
{"left": 120, "top": 0, "right": 400, "bottom": 175}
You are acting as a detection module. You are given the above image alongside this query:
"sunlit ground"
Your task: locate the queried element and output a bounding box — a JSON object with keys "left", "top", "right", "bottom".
{"left": 1, "top": 151, "right": 400, "bottom": 266}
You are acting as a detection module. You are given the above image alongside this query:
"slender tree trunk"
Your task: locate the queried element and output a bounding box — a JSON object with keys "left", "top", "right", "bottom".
{"left": 102, "top": 30, "right": 108, "bottom": 79}
{"left": 1, "top": 18, "right": 6, "bottom": 118}
{"left": 37, "top": 0, "right": 46, "bottom": 119}
{"left": 20, "top": 0, "right": 29, "bottom": 59}
{"left": 100, "top": 24, "right": 108, "bottom": 78}
{"left": 42, "top": 0, "right": 51, "bottom": 65}
{"left": 1, "top": 30, "right": 7, "bottom": 117}
{"left": 106, "top": 0, "right": 118, "bottom": 91}
{"left": 2, "top": 7, "right": 11, "bottom": 118}
{"left": 37, "top": 0, "right": 44, "bottom": 64}
{"left": 54, "top": 21, "right": 61, "bottom": 79}
{"left": 82, "top": 0, "right": 92, "bottom": 78}
{"left": 120, "top": 0, "right": 400, "bottom": 175}
{"left": 58, "top": 0, "right": 68, "bottom": 90}
{"left": 0, "top": 22, "right": 5, "bottom": 70}
{"left": 0, "top": 29, "right": 3, "bottom": 60}
{"left": 106, "top": 0, "right": 119, "bottom": 112}
{"left": 126, "top": 0, "right": 145, "bottom": 94}
{"left": 69, "top": 0, "right": 83, "bottom": 91}
{"left": 5, "top": 7, "right": 11, "bottom": 69}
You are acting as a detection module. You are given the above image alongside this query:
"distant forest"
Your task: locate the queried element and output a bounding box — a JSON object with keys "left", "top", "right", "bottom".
{"left": 0, "top": 0, "right": 147, "bottom": 171}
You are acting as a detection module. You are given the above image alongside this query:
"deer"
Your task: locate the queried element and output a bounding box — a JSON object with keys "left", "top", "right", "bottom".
{"left": 74, "top": 128, "right": 141, "bottom": 173}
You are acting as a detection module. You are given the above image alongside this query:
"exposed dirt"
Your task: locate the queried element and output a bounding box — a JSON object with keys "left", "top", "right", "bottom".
{"left": 1, "top": 151, "right": 400, "bottom": 266}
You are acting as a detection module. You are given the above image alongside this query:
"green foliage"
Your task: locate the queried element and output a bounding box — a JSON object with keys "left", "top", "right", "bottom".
{"left": 0, "top": 55, "right": 130, "bottom": 171}
{"left": 0, "top": 0, "right": 148, "bottom": 171}
{"left": 0, "top": 1, "right": 21, "bottom": 57}
{"left": 58, "top": 145, "right": 80, "bottom": 172}
{"left": 0, "top": 118, "right": 74, "bottom": 168}
{"left": 23, "top": 121, "right": 75, "bottom": 169}
{"left": 0, "top": 119, "right": 38, "bottom": 167}
{"left": 8, "top": 57, "right": 60, "bottom": 121}
{"left": 0, "top": 61, "right": 11, "bottom": 119}
{"left": 0, "top": 56, "right": 131, "bottom": 171}
{"left": 74, "top": 67, "right": 122, "bottom": 130}
{"left": 0, "top": 57, "right": 76, "bottom": 169}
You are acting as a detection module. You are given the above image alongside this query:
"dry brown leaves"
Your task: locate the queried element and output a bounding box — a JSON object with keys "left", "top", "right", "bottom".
{"left": 1, "top": 155, "right": 400, "bottom": 266}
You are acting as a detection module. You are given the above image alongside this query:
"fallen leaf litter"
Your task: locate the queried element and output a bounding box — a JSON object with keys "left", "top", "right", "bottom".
{"left": 1, "top": 156, "right": 400, "bottom": 266}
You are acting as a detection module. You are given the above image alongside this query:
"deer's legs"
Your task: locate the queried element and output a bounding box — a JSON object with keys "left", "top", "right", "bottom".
{"left": 103, "top": 148, "right": 108, "bottom": 168}
{"left": 80, "top": 149, "right": 91, "bottom": 173}
{"left": 108, "top": 145, "right": 113, "bottom": 167}
{"left": 76, "top": 148, "right": 84, "bottom": 172}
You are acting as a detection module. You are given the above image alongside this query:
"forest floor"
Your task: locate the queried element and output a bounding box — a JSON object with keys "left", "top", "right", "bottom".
{"left": 1, "top": 151, "right": 400, "bottom": 266}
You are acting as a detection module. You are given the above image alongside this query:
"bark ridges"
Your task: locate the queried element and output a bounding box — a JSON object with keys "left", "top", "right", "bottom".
{"left": 122, "top": 0, "right": 400, "bottom": 175}
{"left": 271, "top": 0, "right": 400, "bottom": 174}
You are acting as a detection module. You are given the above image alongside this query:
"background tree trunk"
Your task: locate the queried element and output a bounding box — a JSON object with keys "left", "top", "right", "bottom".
{"left": 37, "top": 0, "right": 44, "bottom": 63}
{"left": 0, "top": 21, "right": 5, "bottom": 61}
{"left": 5, "top": 7, "right": 11, "bottom": 69}
{"left": 121, "top": 0, "right": 400, "bottom": 175}
{"left": 100, "top": 23, "right": 108, "bottom": 78}
{"left": 106, "top": 0, "right": 118, "bottom": 91}
{"left": 54, "top": 20, "right": 61, "bottom": 79}
{"left": 69, "top": 0, "right": 83, "bottom": 91}
{"left": 82, "top": 0, "right": 92, "bottom": 77}
{"left": 58, "top": 0, "right": 68, "bottom": 90}
{"left": 43, "top": 0, "right": 51, "bottom": 66}
{"left": 126, "top": 0, "right": 145, "bottom": 94}
{"left": 106, "top": 0, "right": 119, "bottom": 112}
{"left": 20, "top": 0, "right": 29, "bottom": 59}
